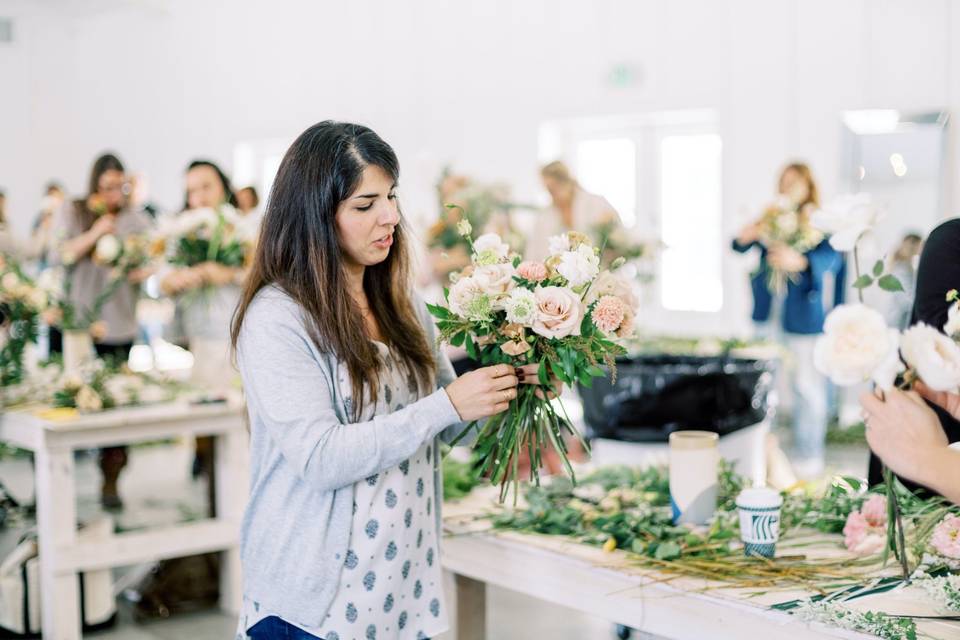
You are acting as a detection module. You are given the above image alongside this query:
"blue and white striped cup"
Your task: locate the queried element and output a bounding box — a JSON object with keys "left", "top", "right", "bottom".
{"left": 736, "top": 487, "right": 783, "bottom": 558}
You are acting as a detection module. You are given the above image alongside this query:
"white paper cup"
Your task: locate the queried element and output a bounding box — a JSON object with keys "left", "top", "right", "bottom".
{"left": 736, "top": 487, "right": 783, "bottom": 558}
{"left": 669, "top": 431, "right": 719, "bottom": 525}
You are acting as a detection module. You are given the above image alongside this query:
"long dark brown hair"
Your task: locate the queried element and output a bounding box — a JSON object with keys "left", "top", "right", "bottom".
{"left": 73, "top": 153, "right": 125, "bottom": 231}
{"left": 230, "top": 121, "right": 435, "bottom": 420}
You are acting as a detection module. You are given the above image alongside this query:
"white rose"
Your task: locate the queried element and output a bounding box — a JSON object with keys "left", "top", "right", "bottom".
{"left": 900, "top": 323, "right": 960, "bottom": 392}
{"left": 585, "top": 270, "right": 639, "bottom": 310}
{"left": 75, "top": 385, "right": 103, "bottom": 412}
{"left": 532, "top": 286, "right": 584, "bottom": 339}
{"left": 94, "top": 234, "right": 122, "bottom": 264}
{"left": 945, "top": 302, "right": 960, "bottom": 338}
{"left": 473, "top": 263, "right": 516, "bottom": 307}
{"left": 557, "top": 244, "right": 600, "bottom": 288}
{"left": 813, "top": 304, "right": 902, "bottom": 390}
{"left": 1, "top": 271, "right": 20, "bottom": 291}
{"left": 472, "top": 233, "right": 509, "bottom": 261}
{"left": 811, "top": 193, "right": 883, "bottom": 252}
{"left": 503, "top": 287, "right": 537, "bottom": 326}
{"left": 447, "top": 275, "right": 492, "bottom": 321}
{"left": 548, "top": 234, "right": 571, "bottom": 256}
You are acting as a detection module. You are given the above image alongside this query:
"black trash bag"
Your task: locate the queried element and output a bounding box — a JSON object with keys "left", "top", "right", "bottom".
{"left": 579, "top": 354, "right": 775, "bottom": 442}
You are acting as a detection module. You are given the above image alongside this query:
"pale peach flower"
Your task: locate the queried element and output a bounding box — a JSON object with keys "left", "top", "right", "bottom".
{"left": 591, "top": 296, "right": 627, "bottom": 334}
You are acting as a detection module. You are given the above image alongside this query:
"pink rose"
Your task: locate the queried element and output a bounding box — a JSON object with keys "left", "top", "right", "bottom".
{"left": 842, "top": 495, "right": 888, "bottom": 556}
{"left": 591, "top": 295, "right": 627, "bottom": 334}
{"left": 931, "top": 514, "right": 960, "bottom": 559}
{"left": 517, "top": 261, "right": 548, "bottom": 283}
{"left": 532, "top": 286, "right": 584, "bottom": 339}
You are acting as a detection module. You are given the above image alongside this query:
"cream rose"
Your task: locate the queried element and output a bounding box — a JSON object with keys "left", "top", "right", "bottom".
{"left": 94, "top": 234, "right": 122, "bottom": 264}
{"left": 447, "top": 275, "right": 492, "bottom": 321}
{"left": 811, "top": 193, "right": 883, "bottom": 252}
{"left": 472, "top": 233, "right": 510, "bottom": 263}
{"left": 473, "top": 263, "right": 516, "bottom": 307}
{"left": 900, "top": 323, "right": 960, "bottom": 392}
{"left": 946, "top": 302, "right": 960, "bottom": 338}
{"left": 532, "top": 286, "right": 584, "bottom": 339}
{"left": 813, "top": 304, "right": 902, "bottom": 390}
{"left": 585, "top": 270, "right": 639, "bottom": 310}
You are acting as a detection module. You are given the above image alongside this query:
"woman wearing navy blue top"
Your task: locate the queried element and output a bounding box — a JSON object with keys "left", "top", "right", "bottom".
{"left": 732, "top": 163, "right": 845, "bottom": 476}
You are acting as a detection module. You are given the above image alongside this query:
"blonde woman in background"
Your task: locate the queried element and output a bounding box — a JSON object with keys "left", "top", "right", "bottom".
{"left": 527, "top": 160, "right": 621, "bottom": 261}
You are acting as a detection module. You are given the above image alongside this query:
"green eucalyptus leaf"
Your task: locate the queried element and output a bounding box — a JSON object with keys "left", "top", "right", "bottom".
{"left": 852, "top": 275, "right": 874, "bottom": 289}
{"left": 872, "top": 259, "right": 884, "bottom": 277}
{"left": 878, "top": 274, "right": 904, "bottom": 293}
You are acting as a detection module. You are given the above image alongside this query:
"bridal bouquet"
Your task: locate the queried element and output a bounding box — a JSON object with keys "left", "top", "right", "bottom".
{"left": 756, "top": 197, "right": 824, "bottom": 294}
{"left": 155, "top": 204, "right": 257, "bottom": 269}
{"left": 92, "top": 233, "right": 156, "bottom": 277}
{"left": 427, "top": 220, "right": 637, "bottom": 502}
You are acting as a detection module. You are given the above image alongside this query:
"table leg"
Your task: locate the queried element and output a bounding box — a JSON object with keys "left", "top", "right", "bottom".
{"left": 454, "top": 573, "right": 486, "bottom": 640}
{"left": 215, "top": 426, "right": 248, "bottom": 615}
{"left": 35, "top": 445, "right": 80, "bottom": 640}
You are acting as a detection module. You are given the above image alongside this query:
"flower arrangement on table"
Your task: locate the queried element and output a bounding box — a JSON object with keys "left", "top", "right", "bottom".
{"left": 427, "top": 218, "right": 638, "bottom": 502}
{"left": 0, "top": 257, "right": 47, "bottom": 385}
{"left": 755, "top": 196, "right": 824, "bottom": 295}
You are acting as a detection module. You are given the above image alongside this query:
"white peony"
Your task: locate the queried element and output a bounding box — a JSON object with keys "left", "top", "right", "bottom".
{"left": 813, "top": 304, "right": 903, "bottom": 390}
{"left": 503, "top": 287, "right": 538, "bottom": 326}
{"left": 447, "top": 275, "right": 492, "bottom": 321}
{"left": 900, "top": 323, "right": 960, "bottom": 392}
{"left": 557, "top": 244, "right": 600, "bottom": 288}
{"left": 471, "top": 233, "right": 510, "bottom": 263}
{"left": 811, "top": 193, "right": 883, "bottom": 252}
{"left": 472, "top": 263, "right": 516, "bottom": 307}
{"left": 548, "top": 234, "right": 571, "bottom": 256}
{"left": 945, "top": 302, "right": 960, "bottom": 338}
{"left": 94, "top": 234, "right": 122, "bottom": 264}
{"left": 532, "top": 286, "right": 584, "bottom": 339}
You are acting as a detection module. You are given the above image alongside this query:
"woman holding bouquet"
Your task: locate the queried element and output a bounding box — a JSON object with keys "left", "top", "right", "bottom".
{"left": 58, "top": 153, "right": 153, "bottom": 509}
{"left": 232, "top": 121, "right": 541, "bottom": 640}
{"left": 732, "top": 163, "right": 844, "bottom": 477}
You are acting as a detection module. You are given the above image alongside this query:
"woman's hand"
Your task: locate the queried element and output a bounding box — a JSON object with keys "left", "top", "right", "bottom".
{"left": 160, "top": 266, "right": 204, "bottom": 295}
{"left": 127, "top": 266, "right": 155, "bottom": 284}
{"left": 515, "top": 363, "right": 564, "bottom": 400}
{"left": 90, "top": 214, "right": 116, "bottom": 239}
{"left": 860, "top": 388, "right": 949, "bottom": 485}
{"left": 736, "top": 221, "right": 763, "bottom": 246}
{"left": 915, "top": 381, "right": 960, "bottom": 422}
{"left": 767, "top": 244, "right": 808, "bottom": 273}
{"left": 199, "top": 261, "right": 239, "bottom": 287}
{"left": 445, "top": 364, "right": 519, "bottom": 422}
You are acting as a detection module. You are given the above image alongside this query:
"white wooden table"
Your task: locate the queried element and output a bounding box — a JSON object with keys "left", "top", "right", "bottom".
{"left": 441, "top": 493, "right": 960, "bottom": 640}
{"left": 0, "top": 399, "right": 249, "bottom": 640}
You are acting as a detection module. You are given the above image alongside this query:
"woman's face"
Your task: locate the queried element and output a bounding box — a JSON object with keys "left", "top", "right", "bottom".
{"left": 335, "top": 164, "right": 400, "bottom": 270}
{"left": 543, "top": 175, "right": 575, "bottom": 207}
{"left": 236, "top": 188, "right": 256, "bottom": 212}
{"left": 186, "top": 165, "right": 227, "bottom": 210}
{"left": 97, "top": 169, "right": 127, "bottom": 213}
{"left": 778, "top": 168, "right": 810, "bottom": 204}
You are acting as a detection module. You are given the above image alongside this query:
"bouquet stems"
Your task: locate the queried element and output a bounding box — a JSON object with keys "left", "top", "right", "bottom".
{"left": 452, "top": 384, "right": 589, "bottom": 505}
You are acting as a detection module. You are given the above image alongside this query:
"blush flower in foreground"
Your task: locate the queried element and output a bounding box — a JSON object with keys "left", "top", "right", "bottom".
{"left": 591, "top": 295, "right": 627, "bottom": 334}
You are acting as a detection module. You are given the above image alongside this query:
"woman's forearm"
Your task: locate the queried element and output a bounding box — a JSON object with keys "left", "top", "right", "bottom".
{"left": 922, "top": 447, "right": 960, "bottom": 505}
{"left": 61, "top": 228, "right": 100, "bottom": 262}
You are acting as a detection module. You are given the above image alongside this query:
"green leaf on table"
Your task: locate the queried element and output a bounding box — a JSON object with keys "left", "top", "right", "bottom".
{"left": 878, "top": 274, "right": 904, "bottom": 293}
{"left": 872, "top": 259, "right": 884, "bottom": 277}
{"left": 853, "top": 275, "right": 874, "bottom": 289}
{"left": 654, "top": 541, "right": 682, "bottom": 560}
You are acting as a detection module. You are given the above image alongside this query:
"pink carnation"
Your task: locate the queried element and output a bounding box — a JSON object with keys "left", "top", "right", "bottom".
{"left": 516, "top": 261, "right": 548, "bottom": 282}
{"left": 592, "top": 295, "right": 627, "bottom": 334}
{"left": 931, "top": 514, "right": 960, "bottom": 559}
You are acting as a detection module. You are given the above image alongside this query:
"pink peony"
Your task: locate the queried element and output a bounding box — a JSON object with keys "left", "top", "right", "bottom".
{"left": 517, "top": 261, "right": 548, "bottom": 283}
{"left": 931, "top": 514, "right": 960, "bottom": 559}
{"left": 860, "top": 494, "right": 888, "bottom": 528}
{"left": 591, "top": 295, "right": 627, "bottom": 334}
{"left": 843, "top": 511, "right": 886, "bottom": 556}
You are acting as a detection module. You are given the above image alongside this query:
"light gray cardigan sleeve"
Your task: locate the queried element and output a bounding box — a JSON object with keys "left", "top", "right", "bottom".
{"left": 237, "top": 293, "right": 462, "bottom": 494}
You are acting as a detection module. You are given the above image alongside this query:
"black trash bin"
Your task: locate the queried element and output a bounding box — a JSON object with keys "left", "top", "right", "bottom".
{"left": 578, "top": 354, "right": 776, "bottom": 442}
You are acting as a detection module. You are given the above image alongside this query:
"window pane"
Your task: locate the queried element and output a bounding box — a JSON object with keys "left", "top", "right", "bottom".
{"left": 659, "top": 134, "right": 722, "bottom": 312}
{"left": 575, "top": 138, "right": 637, "bottom": 227}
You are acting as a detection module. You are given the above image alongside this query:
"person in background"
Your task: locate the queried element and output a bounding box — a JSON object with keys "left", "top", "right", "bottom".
{"left": 732, "top": 162, "right": 844, "bottom": 478}
{"left": 885, "top": 232, "right": 923, "bottom": 330}
{"left": 29, "top": 183, "right": 67, "bottom": 354}
{"left": 0, "top": 189, "right": 11, "bottom": 254}
{"left": 159, "top": 160, "right": 245, "bottom": 482}
{"left": 236, "top": 185, "right": 260, "bottom": 217}
{"left": 58, "top": 153, "right": 154, "bottom": 509}
{"left": 527, "top": 160, "right": 621, "bottom": 261}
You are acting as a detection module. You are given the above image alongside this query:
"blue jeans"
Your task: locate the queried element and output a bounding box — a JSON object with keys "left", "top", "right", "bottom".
{"left": 247, "top": 617, "right": 322, "bottom": 640}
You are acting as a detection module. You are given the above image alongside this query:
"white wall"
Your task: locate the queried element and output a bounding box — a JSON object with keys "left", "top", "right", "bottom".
{"left": 2, "top": 0, "right": 958, "bottom": 335}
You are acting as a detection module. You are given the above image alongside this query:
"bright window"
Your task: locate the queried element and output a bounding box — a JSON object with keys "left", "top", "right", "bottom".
{"left": 658, "top": 134, "right": 723, "bottom": 312}
{"left": 575, "top": 138, "right": 637, "bottom": 226}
